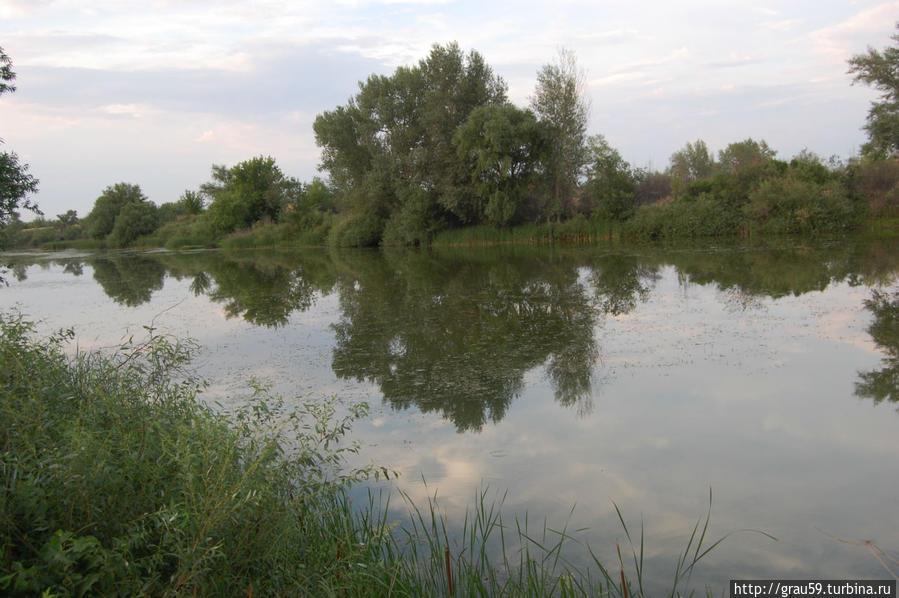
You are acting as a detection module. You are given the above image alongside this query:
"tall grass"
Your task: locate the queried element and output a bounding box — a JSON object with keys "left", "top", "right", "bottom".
{"left": 432, "top": 216, "right": 622, "bottom": 247}
{"left": 0, "top": 313, "right": 758, "bottom": 596}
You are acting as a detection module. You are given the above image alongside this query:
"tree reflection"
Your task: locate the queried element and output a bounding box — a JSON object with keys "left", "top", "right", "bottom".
{"left": 161, "top": 250, "right": 338, "bottom": 327}
{"left": 856, "top": 290, "right": 899, "bottom": 405}
{"left": 330, "top": 250, "right": 610, "bottom": 430}
{"left": 92, "top": 255, "right": 166, "bottom": 306}
{"left": 6, "top": 240, "right": 899, "bottom": 425}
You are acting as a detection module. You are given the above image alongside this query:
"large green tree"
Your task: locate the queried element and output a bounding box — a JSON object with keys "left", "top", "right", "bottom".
{"left": 314, "top": 42, "right": 507, "bottom": 244}
{"left": 0, "top": 47, "right": 39, "bottom": 231}
{"left": 86, "top": 183, "right": 148, "bottom": 239}
{"left": 849, "top": 23, "right": 899, "bottom": 156}
{"left": 203, "top": 156, "right": 290, "bottom": 234}
{"left": 454, "top": 104, "right": 545, "bottom": 227}
{"left": 530, "top": 48, "right": 590, "bottom": 222}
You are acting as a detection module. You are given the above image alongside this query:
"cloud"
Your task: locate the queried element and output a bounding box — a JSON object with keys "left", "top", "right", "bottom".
{"left": 761, "top": 19, "right": 801, "bottom": 32}
{"left": 194, "top": 130, "right": 215, "bottom": 143}
{"left": 706, "top": 54, "right": 766, "bottom": 69}
{"left": 0, "top": 0, "right": 53, "bottom": 18}
{"left": 809, "top": 2, "right": 899, "bottom": 59}
{"left": 99, "top": 103, "right": 149, "bottom": 118}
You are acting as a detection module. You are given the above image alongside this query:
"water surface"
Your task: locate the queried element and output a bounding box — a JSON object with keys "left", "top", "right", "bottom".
{"left": 2, "top": 240, "right": 898, "bottom": 591}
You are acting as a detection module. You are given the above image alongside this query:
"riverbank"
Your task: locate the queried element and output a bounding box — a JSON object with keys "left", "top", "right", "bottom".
{"left": 11, "top": 213, "right": 899, "bottom": 254}
{"left": 0, "top": 312, "right": 732, "bottom": 597}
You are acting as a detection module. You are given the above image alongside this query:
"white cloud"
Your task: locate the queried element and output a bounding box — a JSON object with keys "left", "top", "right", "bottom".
{"left": 761, "top": 19, "right": 801, "bottom": 32}
{"left": 100, "top": 103, "right": 149, "bottom": 118}
{"left": 809, "top": 2, "right": 899, "bottom": 59}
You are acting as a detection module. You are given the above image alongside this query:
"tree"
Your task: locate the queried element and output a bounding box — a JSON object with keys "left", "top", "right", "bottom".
{"left": 283, "top": 177, "right": 335, "bottom": 231}
{"left": 86, "top": 183, "right": 148, "bottom": 239}
{"left": 583, "top": 135, "right": 636, "bottom": 221}
{"left": 669, "top": 139, "right": 714, "bottom": 184}
{"left": 717, "top": 138, "right": 776, "bottom": 174}
{"left": 314, "top": 42, "right": 507, "bottom": 243}
{"left": 855, "top": 290, "right": 899, "bottom": 404}
{"left": 109, "top": 201, "right": 160, "bottom": 247}
{"left": 178, "top": 190, "right": 205, "bottom": 215}
{"left": 0, "top": 47, "right": 39, "bottom": 231}
{"left": 0, "top": 46, "right": 16, "bottom": 95}
{"left": 848, "top": 23, "right": 899, "bottom": 156}
{"left": 56, "top": 210, "right": 78, "bottom": 228}
{"left": 633, "top": 170, "right": 672, "bottom": 206}
{"left": 530, "top": 48, "right": 590, "bottom": 222}
{"left": 204, "top": 156, "right": 289, "bottom": 234}
{"left": 454, "top": 104, "right": 545, "bottom": 227}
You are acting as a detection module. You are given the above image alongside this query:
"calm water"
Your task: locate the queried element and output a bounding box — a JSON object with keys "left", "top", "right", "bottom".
{"left": 2, "top": 240, "right": 898, "bottom": 591}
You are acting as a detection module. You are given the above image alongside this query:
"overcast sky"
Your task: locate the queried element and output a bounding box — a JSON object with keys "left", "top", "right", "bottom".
{"left": 1, "top": 0, "right": 897, "bottom": 218}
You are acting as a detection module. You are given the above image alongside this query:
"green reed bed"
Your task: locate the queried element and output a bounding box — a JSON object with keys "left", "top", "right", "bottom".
{"left": 431, "top": 217, "right": 622, "bottom": 247}
{"left": 0, "top": 313, "right": 746, "bottom": 596}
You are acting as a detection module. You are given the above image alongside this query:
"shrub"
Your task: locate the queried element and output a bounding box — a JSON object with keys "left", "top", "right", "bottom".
{"left": 745, "top": 176, "right": 859, "bottom": 235}
{"left": 328, "top": 211, "right": 385, "bottom": 247}
{"left": 0, "top": 314, "right": 389, "bottom": 596}
{"left": 109, "top": 200, "right": 160, "bottom": 247}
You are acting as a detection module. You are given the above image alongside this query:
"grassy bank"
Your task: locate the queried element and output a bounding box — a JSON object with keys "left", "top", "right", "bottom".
{"left": 1, "top": 315, "right": 747, "bottom": 596}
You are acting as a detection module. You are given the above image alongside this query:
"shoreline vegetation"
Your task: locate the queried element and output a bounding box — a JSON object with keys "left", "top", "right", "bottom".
{"left": 5, "top": 30, "right": 899, "bottom": 253}
{"left": 0, "top": 312, "right": 760, "bottom": 596}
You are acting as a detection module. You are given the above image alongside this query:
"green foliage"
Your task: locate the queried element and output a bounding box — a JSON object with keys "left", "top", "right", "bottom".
{"left": 0, "top": 47, "right": 40, "bottom": 234}
{"left": 178, "top": 189, "right": 205, "bottom": 215}
{"left": 668, "top": 139, "right": 715, "bottom": 186}
{"left": 204, "top": 156, "right": 289, "bottom": 234}
{"left": 0, "top": 311, "right": 743, "bottom": 596}
{"left": 382, "top": 185, "right": 444, "bottom": 245}
{"left": 0, "top": 46, "right": 15, "bottom": 95}
{"left": 744, "top": 176, "right": 858, "bottom": 235}
{"left": 108, "top": 200, "right": 160, "bottom": 247}
{"left": 0, "top": 151, "right": 40, "bottom": 229}
{"left": 584, "top": 135, "right": 636, "bottom": 221}
{"left": 717, "top": 138, "right": 776, "bottom": 174}
{"left": 329, "top": 211, "right": 385, "bottom": 248}
{"left": 454, "top": 104, "right": 545, "bottom": 228}
{"left": 56, "top": 209, "right": 78, "bottom": 228}
{"left": 626, "top": 194, "right": 743, "bottom": 240}
{"left": 846, "top": 155, "right": 899, "bottom": 215}
{"left": 314, "top": 42, "right": 508, "bottom": 244}
{"left": 137, "top": 214, "right": 217, "bottom": 249}
{"left": 633, "top": 170, "right": 672, "bottom": 206}
{"left": 282, "top": 178, "right": 335, "bottom": 233}
{"left": 531, "top": 48, "right": 590, "bottom": 221}
{"left": 848, "top": 23, "right": 899, "bottom": 156}
{"left": 0, "top": 313, "right": 392, "bottom": 596}
{"left": 158, "top": 191, "right": 205, "bottom": 225}
{"left": 856, "top": 290, "right": 899, "bottom": 404}
{"left": 626, "top": 155, "right": 860, "bottom": 240}
{"left": 86, "top": 182, "right": 148, "bottom": 240}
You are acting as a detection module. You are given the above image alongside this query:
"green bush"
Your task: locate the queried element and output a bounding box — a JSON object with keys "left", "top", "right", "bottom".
{"left": 382, "top": 186, "right": 444, "bottom": 246}
{"left": 137, "top": 215, "right": 217, "bottom": 249}
{"left": 745, "top": 177, "right": 859, "bottom": 235}
{"left": 847, "top": 156, "right": 899, "bottom": 216}
{"left": 109, "top": 200, "right": 160, "bottom": 247}
{"left": 625, "top": 195, "right": 742, "bottom": 240}
{"left": 0, "top": 313, "right": 391, "bottom": 596}
{"left": 328, "top": 211, "right": 385, "bottom": 247}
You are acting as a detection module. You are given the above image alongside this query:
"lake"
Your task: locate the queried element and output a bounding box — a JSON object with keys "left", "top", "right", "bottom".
{"left": 2, "top": 239, "right": 898, "bottom": 592}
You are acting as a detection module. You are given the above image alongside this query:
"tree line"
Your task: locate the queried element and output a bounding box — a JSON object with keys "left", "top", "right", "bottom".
{"left": 4, "top": 29, "right": 899, "bottom": 250}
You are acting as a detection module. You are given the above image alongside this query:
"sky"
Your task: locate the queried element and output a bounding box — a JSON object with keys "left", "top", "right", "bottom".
{"left": 1, "top": 0, "right": 897, "bottom": 219}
